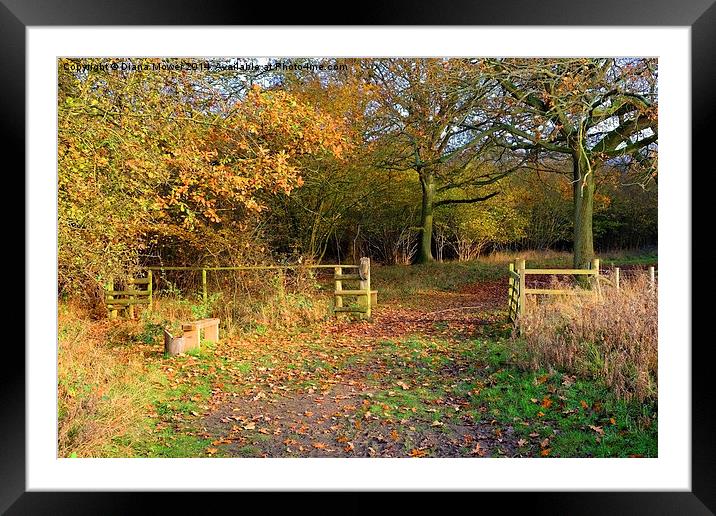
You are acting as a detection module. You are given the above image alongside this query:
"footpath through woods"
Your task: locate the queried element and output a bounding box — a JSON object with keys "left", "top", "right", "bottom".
{"left": 152, "top": 278, "right": 536, "bottom": 458}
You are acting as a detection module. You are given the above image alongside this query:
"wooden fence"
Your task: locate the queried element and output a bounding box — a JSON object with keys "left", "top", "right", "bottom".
{"left": 106, "top": 258, "right": 376, "bottom": 319}
{"left": 508, "top": 259, "right": 658, "bottom": 323}
{"left": 333, "top": 257, "right": 375, "bottom": 318}
{"left": 508, "top": 258, "right": 601, "bottom": 323}
{"left": 106, "top": 271, "right": 152, "bottom": 320}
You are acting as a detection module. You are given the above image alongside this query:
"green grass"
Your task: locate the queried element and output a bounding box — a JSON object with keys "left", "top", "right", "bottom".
{"left": 353, "top": 332, "right": 656, "bottom": 457}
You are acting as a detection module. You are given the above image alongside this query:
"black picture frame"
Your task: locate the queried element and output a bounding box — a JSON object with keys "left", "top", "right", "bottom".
{"left": 5, "top": 1, "right": 712, "bottom": 513}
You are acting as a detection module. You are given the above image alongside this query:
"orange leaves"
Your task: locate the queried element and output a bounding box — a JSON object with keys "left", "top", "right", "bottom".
{"left": 409, "top": 448, "right": 428, "bottom": 458}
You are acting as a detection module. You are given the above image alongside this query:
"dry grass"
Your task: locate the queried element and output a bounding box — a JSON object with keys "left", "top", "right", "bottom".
{"left": 147, "top": 267, "right": 330, "bottom": 334}
{"left": 58, "top": 303, "right": 161, "bottom": 457}
{"left": 513, "top": 272, "right": 657, "bottom": 402}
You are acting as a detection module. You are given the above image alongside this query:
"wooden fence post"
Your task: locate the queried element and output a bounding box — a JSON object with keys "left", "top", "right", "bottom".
{"left": 128, "top": 285, "right": 135, "bottom": 319}
{"left": 517, "top": 258, "right": 526, "bottom": 319}
{"left": 591, "top": 258, "right": 601, "bottom": 294}
{"left": 649, "top": 266, "right": 655, "bottom": 289}
{"left": 614, "top": 267, "right": 620, "bottom": 290}
{"left": 359, "top": 257, "right": 371, "bottom": 318}
{"left": 202, "top": 268, "right": 207, "bottom": 303}
{"left": 508, "top": 262, "right": 515, "bottom": 320}
{"left": 334, "top": 266, "right": 343, "bottom": 315}
{"left": 107, "top": 278, "right": 117, "bottom": 320}
{"left": 147, "top": 269, "right": 153, "bottom": 309}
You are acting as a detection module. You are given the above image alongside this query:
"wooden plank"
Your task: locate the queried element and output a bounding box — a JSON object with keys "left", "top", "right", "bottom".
{"left": 106, "top": 298, "right": 151, "bottom": 306}
{"left": 334, "top": 266, "right": 343, "bottom": 313}
{"left": 145, "top": 264, "right": 360, "bottom": 271}
{"left": 517, "top": 259, "right": 526, "bottom": 319}
{"left": 334, "top": 274, "right": 361, "bottom": 280}
{"left": 523, "top": 268, "right": 597, "bottom": 275}
{"left": 524, "top": 288, "right": 594, "bottom": 295}
{"left": 105, "top": 290, "right": 150, "bottom": 296}
{"left": 334, "top": 290, "right": 369, "bottom": 296}
{"left": 333, "top": 307, "right": 368, "bottom": 313}
{"left": 127, "top": 278, "right": 151, "bottom": 284}
{"left": 508, "top": 270, "right": 520, "bottom": 280}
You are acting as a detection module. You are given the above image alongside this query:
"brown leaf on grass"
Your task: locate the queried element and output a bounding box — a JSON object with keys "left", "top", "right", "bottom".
{"left": 540, "top": 438, "right": 550, "bottom": 448}
{"left": 580, "top": 400, "right": 589, "bottom": 409}
{"left": 243, "top": 422, "right": 256, "bottom": 430}
{"left": 540, "top": 448, "right": 551, "bottom": 457}
{"left": 541, "top": 397, "right": 553, "bottom": 409}
{"left": 206, "top": 447, "right": 218, "bottom": 455}
{"left": 409, "top": 448, "right": 428, "bottom": 457}
{"left": 589, "top": 425, "right": 604, "bottom": 435}
{"left": 312, "top": 442, "right": 328, "bottom": 450}
{"left": 517, "top": 439, "right": 528, "bottom": 447}
{"left": 344, "top": 442, "right": 355, "bottom": 453}
{"left": 397, "top": 381, "right": 410, "bottom": 390}
{"left": 390, "top": 430, "right": 400, "bottom": 441}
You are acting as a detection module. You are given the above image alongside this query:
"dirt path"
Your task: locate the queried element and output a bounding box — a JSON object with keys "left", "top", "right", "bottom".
{"left": 189, "top": 279, "right": 521, "bottom": 458}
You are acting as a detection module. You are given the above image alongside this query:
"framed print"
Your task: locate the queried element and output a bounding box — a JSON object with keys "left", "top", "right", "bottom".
{"left": 6, "top": 0, "right": 713, "bottom": 513}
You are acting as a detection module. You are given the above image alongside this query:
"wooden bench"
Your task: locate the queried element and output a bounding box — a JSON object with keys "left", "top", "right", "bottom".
{"left": 164, "top": 318, "right": 220, "bottom": 356}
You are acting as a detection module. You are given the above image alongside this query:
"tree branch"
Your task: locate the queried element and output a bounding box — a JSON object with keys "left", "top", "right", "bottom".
{"left": 434, "top": 191, "right": 499, "bottom": 207}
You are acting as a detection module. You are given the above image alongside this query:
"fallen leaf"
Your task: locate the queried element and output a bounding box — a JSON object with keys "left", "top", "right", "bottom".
{"left": 540, "top": 438, "right": 550, "bottom": 448}
{"left": 540, "top": 448, "right": 551, "bottom": 457}
{"left": 541, "top": 397, "right": 553, "bottom": 409}
{"left": 580, "top": 400, "right": 589, "bottom": 409}
{"left": 206, "top": 447, "right": 218, "bottom": 455}
{"left": 471, "top": 443, "right": 486, "bottom": 456}
{"left": 409, "top": 448, "right": 428, "bottom": 457}
{"left": 397, "top": 381, "right": 410, "bottom": 390}
{"left": 589, "top": 425, "right": 604, "bottom": 435}
{"left": 243, "top": 422, "right": 256, "bottom": 430}
{"left": 517, "top": 439, "right": 527, "bottom": 447}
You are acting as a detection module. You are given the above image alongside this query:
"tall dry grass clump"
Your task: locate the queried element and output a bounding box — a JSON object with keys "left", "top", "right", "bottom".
{"left": 514, "top": 273, "right": 657, "bottom": 402}
{"left": 58, "top": 304, "right": 160, "bottom": 457}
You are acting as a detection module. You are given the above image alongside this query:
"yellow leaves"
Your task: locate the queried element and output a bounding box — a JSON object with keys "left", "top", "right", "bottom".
{"left": 409, "top": 448, "right": 428, "bottom": 458}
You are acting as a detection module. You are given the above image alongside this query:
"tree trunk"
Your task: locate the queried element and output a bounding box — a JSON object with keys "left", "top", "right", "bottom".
{"left": 572, "top": 151, "right": 595, "bottom": 269}
{"left": 416, "top": 170, "right": 435, "bottom": 264}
